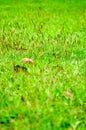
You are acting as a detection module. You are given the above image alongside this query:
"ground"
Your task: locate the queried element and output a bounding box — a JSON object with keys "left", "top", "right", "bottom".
{"left": 0, "top": 0, "right": 86, "bottom": 130}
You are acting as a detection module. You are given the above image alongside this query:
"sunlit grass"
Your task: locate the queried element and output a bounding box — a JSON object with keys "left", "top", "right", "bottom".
{"left": 0, "top": 0, "right": 86, "bottom": 130}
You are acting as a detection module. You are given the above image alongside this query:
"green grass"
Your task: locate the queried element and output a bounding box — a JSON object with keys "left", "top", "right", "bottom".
{"left": 0, "top": 0, "right": 86, "bottom": 129}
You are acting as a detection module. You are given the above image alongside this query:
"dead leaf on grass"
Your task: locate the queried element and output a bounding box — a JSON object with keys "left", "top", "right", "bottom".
{"left": 22, "top": 58, "right": 34, "bottom": 64}
{"left": 65, "top": 90, "right": 72, "bottom": 98}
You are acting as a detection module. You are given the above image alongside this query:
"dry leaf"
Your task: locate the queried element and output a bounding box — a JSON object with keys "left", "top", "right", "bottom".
{"left": 22, "top": 58, "right": 34, "bottom": 64}
{"left": 65, "top": 90, "right": 72, "bottom": 97}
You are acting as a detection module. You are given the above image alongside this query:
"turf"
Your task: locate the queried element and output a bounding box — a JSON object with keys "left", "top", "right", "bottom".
{"left": 0, "top": 0, "right": 86, "bottom": 130}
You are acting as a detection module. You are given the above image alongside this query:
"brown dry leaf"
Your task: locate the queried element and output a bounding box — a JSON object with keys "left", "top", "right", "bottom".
{"left": 22, "top": 58, "right": 34, "bottom": 64}
{"left": 65, "top": 90, "right": 72, "bottom": 98}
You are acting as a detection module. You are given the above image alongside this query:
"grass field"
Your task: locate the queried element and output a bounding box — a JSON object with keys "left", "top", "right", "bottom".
{"left": 0, "top": 0, "right": 86, "bottom": 129}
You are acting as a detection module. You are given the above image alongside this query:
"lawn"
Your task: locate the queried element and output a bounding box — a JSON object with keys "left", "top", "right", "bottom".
{"left": 0, "top": 0, "right": 86, "bottom": 130}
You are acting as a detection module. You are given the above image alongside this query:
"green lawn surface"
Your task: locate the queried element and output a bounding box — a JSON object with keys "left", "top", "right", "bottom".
{"left": 0, "top": 0, "right": 86, "bottom": 130}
